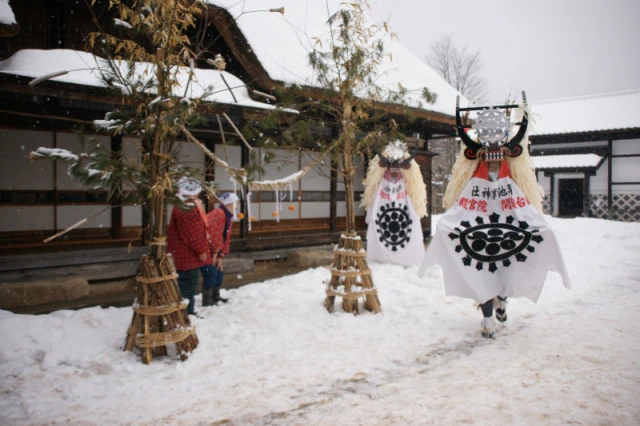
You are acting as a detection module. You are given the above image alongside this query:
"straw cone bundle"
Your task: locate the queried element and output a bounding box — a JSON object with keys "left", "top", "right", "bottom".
{"left": 123, "top": 254, "right": 198, "bottom": 363}
{"left": 324, "top": 233, "right": 381, "bottom": 314}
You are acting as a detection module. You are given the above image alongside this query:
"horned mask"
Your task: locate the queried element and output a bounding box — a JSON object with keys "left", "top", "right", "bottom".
{"left": 456, "top": 92, "right": 529, "bottom": 162}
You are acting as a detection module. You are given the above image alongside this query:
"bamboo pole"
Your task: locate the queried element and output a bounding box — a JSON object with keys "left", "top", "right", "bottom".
{"left": 221, "top": 112, "right": 253, "bottom": 151}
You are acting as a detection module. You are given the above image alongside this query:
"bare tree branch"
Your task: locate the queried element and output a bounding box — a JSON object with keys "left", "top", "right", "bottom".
{"left": 425, "top": 34, "right": 487, "bottom": 104}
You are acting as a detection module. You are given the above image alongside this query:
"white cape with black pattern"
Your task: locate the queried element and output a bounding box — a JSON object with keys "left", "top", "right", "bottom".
{"left": 419, "top": 161, "right": 571, "bottom": 303}
{"left": 365, "top": 172, "right": 425, "bottom": 266}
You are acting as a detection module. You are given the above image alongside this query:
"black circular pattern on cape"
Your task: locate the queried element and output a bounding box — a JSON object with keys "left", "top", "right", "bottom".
{"left": 375, "top": 201, "right": 413, "bottom": 252}
{"left": 447, "top": 213, "right": 544, "bottom": 273}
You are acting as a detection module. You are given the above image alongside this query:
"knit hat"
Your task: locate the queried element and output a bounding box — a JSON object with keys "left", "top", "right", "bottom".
{"left": 219, "top": 192, "right": 238, "bottom": 206}
{"left": 177, "top": 177, "right": 202, "bottom": 197}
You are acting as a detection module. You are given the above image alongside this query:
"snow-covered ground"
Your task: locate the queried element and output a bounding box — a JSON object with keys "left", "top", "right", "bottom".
{"left": 1, "top": 217, "right": 639, "bottom": 425}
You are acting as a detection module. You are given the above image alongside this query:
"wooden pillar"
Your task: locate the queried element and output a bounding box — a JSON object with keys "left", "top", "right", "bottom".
{"left": 53, "top": 129, "right": 58, "bottom": 233}
{"left": 329, "top": 158, "right": 338, "bottom": 233}
{"left": 607, "top": 138, "right": 613, "bottom": 219}
{"left": 583, "top": 172, "right": 591, "bottom": 217}
{"left": 329, "top": 128, "right": 338, "bottom": 233}
{"left": 240, "top": 142, "right": 250, "bottom": 240}
{"left": 549, "top": 172, "right": 556, "bottom": 216}
{"left": 204, "top": 137, "right": 216, "bottom": 212}
{"left": 111, "top": 134, "right": 123, "bottom": 238}
{"left": 423, "top": 134, "right": 433, "bottom": 239}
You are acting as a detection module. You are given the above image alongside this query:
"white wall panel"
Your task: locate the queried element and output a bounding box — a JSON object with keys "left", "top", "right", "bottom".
{"left": 122, "top": 205, "right": 142, "bottom": 227}
{"left": 300, "top": 152, "right": 331, "bottom": 191}
{"left": 175, "top": 140, "right": 205, "bottom": 174}
{"left": 301, "top": 202, "right": 330, "bottom": 219}
{"left": 613, "top": 138, "right": 640, "bottom": 155}
{"left": 335, "top": 200, "right": 365, "bottom": 217}
{"left": 0, "top": 206, "right": 55, "bottom": 231}
{"left": 590, "top": 163, "right": 609, "bottom": 193}
{"left": 0, "top": 129, "right": 54, "bottom": 190}
{"left": 613, "top": 157, "right": 640, "bottom": 182}
{"left": 214, "top": 144, "right": 242, "bottom": 193}
{"left": 260, "top": 148, "right": 301, "bottom": 190}
{"left": 537, "top": 173, "right": 551, "bottom": 192}
{"left": 57, "top": 205, "right": 111, "bottom": 229}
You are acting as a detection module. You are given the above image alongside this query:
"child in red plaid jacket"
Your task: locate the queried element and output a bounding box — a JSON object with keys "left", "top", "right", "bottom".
{"left": 167, "top": 178, "right": 212, "bottom": 315}
{"left": 200, "top": 192, "right": 237, "bottom": 306}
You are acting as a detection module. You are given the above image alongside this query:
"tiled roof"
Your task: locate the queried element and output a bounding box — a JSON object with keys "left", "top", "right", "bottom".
{"left": 532, "top": 153, "right": 604, "bottom": 170}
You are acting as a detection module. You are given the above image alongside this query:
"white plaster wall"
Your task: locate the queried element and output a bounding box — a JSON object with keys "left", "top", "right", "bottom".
{"left": 301, "top": 202, "right": 330, "bottom": 219}
{"left": 214, "top": 144, "right": 242, "bottom": 193}
{"left": 300, "top": 152, "right": 331, "bottom": 191}
{"left": 613, "top": 157, "right": 640, "bottom": 193}
{"left": 0, "top": 206, "right": 55, "bottom": 231}
{"left": 537, "top": 173, "right": 551, "bottom": 193}
{"left": 612, "top": 138, "right": 640, "bottom": 155}
{"left": 590, "top": 163, "right": 609, "bottom": 193}
{"left": 122, "top": 205, "right": 142, "bottom": 227}
{"left": 259, "top": 148, "right": 301, "bottom": 189}
{"left": 174, "top": 140, "right": 205, "bottom": 176}
{"left": 0, "top": 129, "right": 54, "bottom": 190}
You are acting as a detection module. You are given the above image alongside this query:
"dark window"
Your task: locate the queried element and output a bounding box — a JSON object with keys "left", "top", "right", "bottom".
{"left": 0, "top": 191, "right": 55, "bottom": 204}
{"left": 301, "top": 191, "right": 325, "bottom": 202}
{"left": 86, "top": 192, "right": 108, "bottom": 203}
{"left": 59, "top": 192, "right": 86, "bottom": 203}
{"left": 259, "top": 191, "right": 274, "bottom": 202}
{"left": 0, "top": 38, "right": 9, "bottom": 59}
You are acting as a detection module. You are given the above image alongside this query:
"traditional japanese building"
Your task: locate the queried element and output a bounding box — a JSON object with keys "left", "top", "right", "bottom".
{"left": 0, "top": 0, "right": 465, "bottom": 259}
{"left": 529, "top": 90, "right": 640, "bottom": 222}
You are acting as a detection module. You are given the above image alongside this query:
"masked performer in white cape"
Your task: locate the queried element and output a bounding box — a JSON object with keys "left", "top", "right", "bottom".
{"left": 361, "top": 140, "right": 427, "bottom": 266}
{"left": 418, "top": 93, "right": 571, "bottom": 338}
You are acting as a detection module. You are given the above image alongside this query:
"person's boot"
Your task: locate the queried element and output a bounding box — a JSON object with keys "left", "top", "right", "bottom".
{"left": 479, "top": 299, "right": 495, "bottom": 338}
{"left": 495, "top": 296, "right": 508, "bottom": 322}
{"left": 480, "top": 317, "right": 496, "bottom": 339}
{"left": 213, "top": 287, "right": 229, "bottom": 305}
{"left": 202, "top": 288, "right": 214, "bottom": 307}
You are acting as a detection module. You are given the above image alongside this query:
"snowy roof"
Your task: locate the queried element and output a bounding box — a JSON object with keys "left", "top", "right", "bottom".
{"left": 529, "top": 90, "right": 640, "bottom": 136}
{"left": 532, "top": 153, "right": 604, "bottom": 170}
{"left": 0, "top": 49, "right": 277, "bottom": 110}
{"left": 205, "top": 0, "right": 465, "bottom": 117}
{"left": 0, "top": 0, "right": 16, "bottom": 25}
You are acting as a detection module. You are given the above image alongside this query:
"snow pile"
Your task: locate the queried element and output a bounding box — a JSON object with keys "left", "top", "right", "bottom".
{"left": 530, "top": 89, "right": 640, "bottom": 135}
{"left": 0, "top": 49, "right": 277, "bottom": 110}
{"left": 0, "top": 0, "right": 16, "bottom": 25}
{"left": 1, "top": 217, "right": 640, "bottom": 424}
